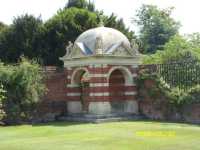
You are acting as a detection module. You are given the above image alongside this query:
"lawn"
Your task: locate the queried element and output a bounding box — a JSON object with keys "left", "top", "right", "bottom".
{"left": 0, "top": 121, "right": 200, "bottom": 150}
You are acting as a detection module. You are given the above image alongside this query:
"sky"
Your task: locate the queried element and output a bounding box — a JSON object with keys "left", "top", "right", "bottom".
{"left": 0, "top": 0, "right": 199, "bottom": 34}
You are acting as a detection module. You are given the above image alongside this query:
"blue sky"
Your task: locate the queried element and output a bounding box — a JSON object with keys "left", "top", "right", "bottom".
{"left": 0, "top": 0, "right": 199, "bottom": 34}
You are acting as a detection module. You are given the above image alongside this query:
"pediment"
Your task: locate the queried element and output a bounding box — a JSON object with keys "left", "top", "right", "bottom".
{"left": 69, "top": 43, "right": 86, "bottom": 58}
{"left": 106, "top": 42, "right": 134, "bottom": 57}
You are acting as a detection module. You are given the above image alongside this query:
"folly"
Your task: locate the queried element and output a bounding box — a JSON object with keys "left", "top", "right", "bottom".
{"left": 60, "top": 25, "right": 140, "bottom": 118}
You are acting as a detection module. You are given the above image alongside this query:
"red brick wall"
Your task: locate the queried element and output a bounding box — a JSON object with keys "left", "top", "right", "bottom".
{"left": 43, "top": 66, "right": 67, "bottom": 102}
{"left": 66, "top": 65, "right": 138, "bottom": 102}
{"left": 42, "top": 65, "right": 138, "bottom": 105}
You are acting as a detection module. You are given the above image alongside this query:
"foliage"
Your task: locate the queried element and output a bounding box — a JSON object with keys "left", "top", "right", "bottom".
{"left": 187, "top": 32, "right": 200, "bottom": 58}
{"left": 142, "top": 34, "right": 200, "bottom": 93}
{"left": 134, "top": 4, "right": 180, "bottom": 53}
{"left": 0, "top": 14, "right": 45, "bottom": 63}
{"left": 0, "top": 84, "right": 6, "bottom": 120}
{"left": 0, "top": 22, "right": 7, "bottom": 33}
{"left": 103, "top": 13, "right": 136, "bottom": 40}
{"left": 43, "top": 8, "right": 136, "bottom": 66}
{"left": 137, "top": 68, "right": 171, "bottom": 98}
{"left": 168, "top": 85, "right": 200, "bottom": 109}
{"left": 0, "top": 3, "right": 135, "bottom": 66}
{"left": 0, "top": 84, "right": 6, "bottom": 102}
{"left": 142, "top": 35, "right": 194, "bottom": 64}
{"left": 43, "top": 7, "right": 98, "bottom": 66}
{"left": 66, "top": 0, "right": 95, "bottom": 12}
{"left": 0, "top": 58, "right": 46, "bottom": 123}
{"left": 137, "top": 68, "right": 200, "bottom": 109}
{"left": 65, "top": 0, "right": 135, "bottom": 41}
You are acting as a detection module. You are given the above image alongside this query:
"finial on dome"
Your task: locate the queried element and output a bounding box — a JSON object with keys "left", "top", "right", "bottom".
{"left": 98, "top": 14, "right": 104, "bottom": 27}
{"left": 95, "top": 36, "right": 103, "bottom": 55}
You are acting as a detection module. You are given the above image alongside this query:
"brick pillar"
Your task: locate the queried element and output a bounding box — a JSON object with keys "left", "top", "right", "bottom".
{"left": 88, "top": 64, "right": 110, "bottom": 102}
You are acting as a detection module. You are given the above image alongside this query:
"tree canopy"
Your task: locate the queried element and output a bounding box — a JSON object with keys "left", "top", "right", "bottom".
{"left": 103, "top": 13, "right": 136, "bottom": 40}
{"left": 0, "top": 1, "right": 135, "bottom": 66}
{"left": 43, "top": 7, "right": 98, "bottom": 65}
{"left": 66, "top": 0, "right": 95, "bottom": 12}
{"left": 142, "top": 34, "right": 200, "bottom": 64}
{"left": 0, "top": 22, "right": 7, "bottom": 33}
{"left": 0, "top": 14, "right": 44, "bottom": 63}
{"left": 134, "top": 4, "right": 180, "bottom": 53}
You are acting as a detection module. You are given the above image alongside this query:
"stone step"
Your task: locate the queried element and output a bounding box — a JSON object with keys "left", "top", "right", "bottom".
{"left": 58, "top": 114, "right": 143, "bottom": 123}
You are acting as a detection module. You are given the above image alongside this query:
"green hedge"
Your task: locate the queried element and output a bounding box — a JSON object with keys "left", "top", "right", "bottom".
{"left": 0, "top": 58, "right": 46, "bottom": 124}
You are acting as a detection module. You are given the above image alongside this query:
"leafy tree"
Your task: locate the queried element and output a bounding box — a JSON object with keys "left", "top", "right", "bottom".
{"left": 0, "top": 3, "right": 135, "bottom": 66}
{"left": 187, "top": 33, "right": 200, "bottom": 51}
{"left": 0, "top": 14, "right": 45, "bottom": 63}
{"left": 142, "top": 35, "right": 191, "bottom": 64}
{"left": 66, "top": 0, "right": 95, "bottom": 12}
{"left": 66, "top": 0, "right": 135, "bottom": 40}
{"left": 43, "top": 8, "right": 136, "bottom": 66}
{"left": 0, "top": 22, "right": 7, "bottom": 33}
{"left": 103, "top": 13, "right": 136, "bottom": 40}
{"left": 134, "top": 5, "right": 180, "bottom": 53}
{"left": 43, "top": 8, "right": 98, "bottom": 66}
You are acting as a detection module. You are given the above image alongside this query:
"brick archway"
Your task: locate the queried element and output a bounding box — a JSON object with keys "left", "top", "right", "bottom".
{"left": 71, "top": 67, "right": 89, "bottom": 85}
{"left": 108, "top": 66, "right": 133, "bottom": 113}
{"left": 107, "top": 66, "right": 133, "bottom": 85}
{"left": 70, "top": 67, "right": 90, "bottom": 112}
{"left": 109, "top": 69, "right": 125, "bottom": 101}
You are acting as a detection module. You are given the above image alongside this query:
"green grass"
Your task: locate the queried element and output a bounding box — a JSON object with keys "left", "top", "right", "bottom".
{"left": 0, "top": 121, "right": 200, "bottom": 150}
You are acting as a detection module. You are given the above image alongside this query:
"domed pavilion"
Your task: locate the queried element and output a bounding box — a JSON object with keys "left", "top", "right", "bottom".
{"left": 60, "top": 25, "right": 140, "bottom": 117}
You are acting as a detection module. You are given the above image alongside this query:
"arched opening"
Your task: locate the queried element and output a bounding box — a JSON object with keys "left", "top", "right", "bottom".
{"left": 109, "top": 69, "right": 126, "bottom": 113}
{"left": 71, "top": 68, "right": 90, "bottom": 112}
{"left": 109, "top": 69, "right": 125, "bottom": 99}
{"left": 72, "top": 69, "right": 87, "bottom": 85}
{"left": 108, "top": 66, "right": 133, "bottom": 85}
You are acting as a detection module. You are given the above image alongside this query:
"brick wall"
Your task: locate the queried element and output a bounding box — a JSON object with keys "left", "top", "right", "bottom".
{"left": 43, "top": 66, "right": 67, "bottom": 102}
{"left": 66, "top": 65, "right": 138, "bottom": 102}
{"left": 138, "top": 78, "right": 200, "bottom": 124}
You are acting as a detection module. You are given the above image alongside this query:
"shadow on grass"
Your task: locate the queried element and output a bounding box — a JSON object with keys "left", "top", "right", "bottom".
{"left": 32, "top": 121, "right": 93, "bottom": 127}
{"left": 31, "top": 119, "right": 200, "bottom": 128}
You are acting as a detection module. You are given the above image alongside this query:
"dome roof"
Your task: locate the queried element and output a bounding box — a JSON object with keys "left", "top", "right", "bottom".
{"left": 74, "top": 26, "right": 131, "bottom": 55}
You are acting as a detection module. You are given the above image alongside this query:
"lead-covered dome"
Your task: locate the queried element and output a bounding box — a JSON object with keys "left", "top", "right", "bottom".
{"left": 61, "top": 26, "right": 139, "bottom": 59}
{"left": 75, "top": 26, "right": 131, "bottom": 55}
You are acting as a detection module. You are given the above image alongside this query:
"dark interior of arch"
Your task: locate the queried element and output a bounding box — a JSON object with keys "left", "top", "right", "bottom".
{"left": 109, "top": 69, "right": 126, "bottom": 113}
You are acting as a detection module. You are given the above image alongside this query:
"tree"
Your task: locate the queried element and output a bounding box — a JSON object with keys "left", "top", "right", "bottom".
{"left": 0, "top": 22, "right": 7, "bottom": 33}
{"left": 187, "top": 33, "right": 200, "bottom": 49}
{"left": 66, "top": 0, "right": 95, "bottom": 12}
{"left": 0, "top": 14, "right": 45, "bottom": 63}
{"left": 0, "top": 3, "right": 135, "bottom": 66}
{"left": 103, "top": 13, "right": 136, "bottom": 40}
{"left": 43, "top": 8, "right": 136, "bottom": 66}
{"left": 134, "top": 5, "right": 180, "bottom": 53}
{"left": 66, "top": 0, "right": 135, "bottom": 40}
{"left": 43, "top": 8, "right": 98, "bottom": 66}
{"left": 142, "top": 34, "right": 190, "bottom": 64}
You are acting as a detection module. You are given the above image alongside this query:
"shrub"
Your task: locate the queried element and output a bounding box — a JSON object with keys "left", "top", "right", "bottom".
{"left": 0, "top": 84, "right": 6, "bottom": 121}
{"left": 0, "top": 58, "right": 46, "bottom": 124}
{"left": 137, "top": 67, "right": 171, "bottom": 98}
{"left": 137, "top": 67, "right": 200, "bottom": 110}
